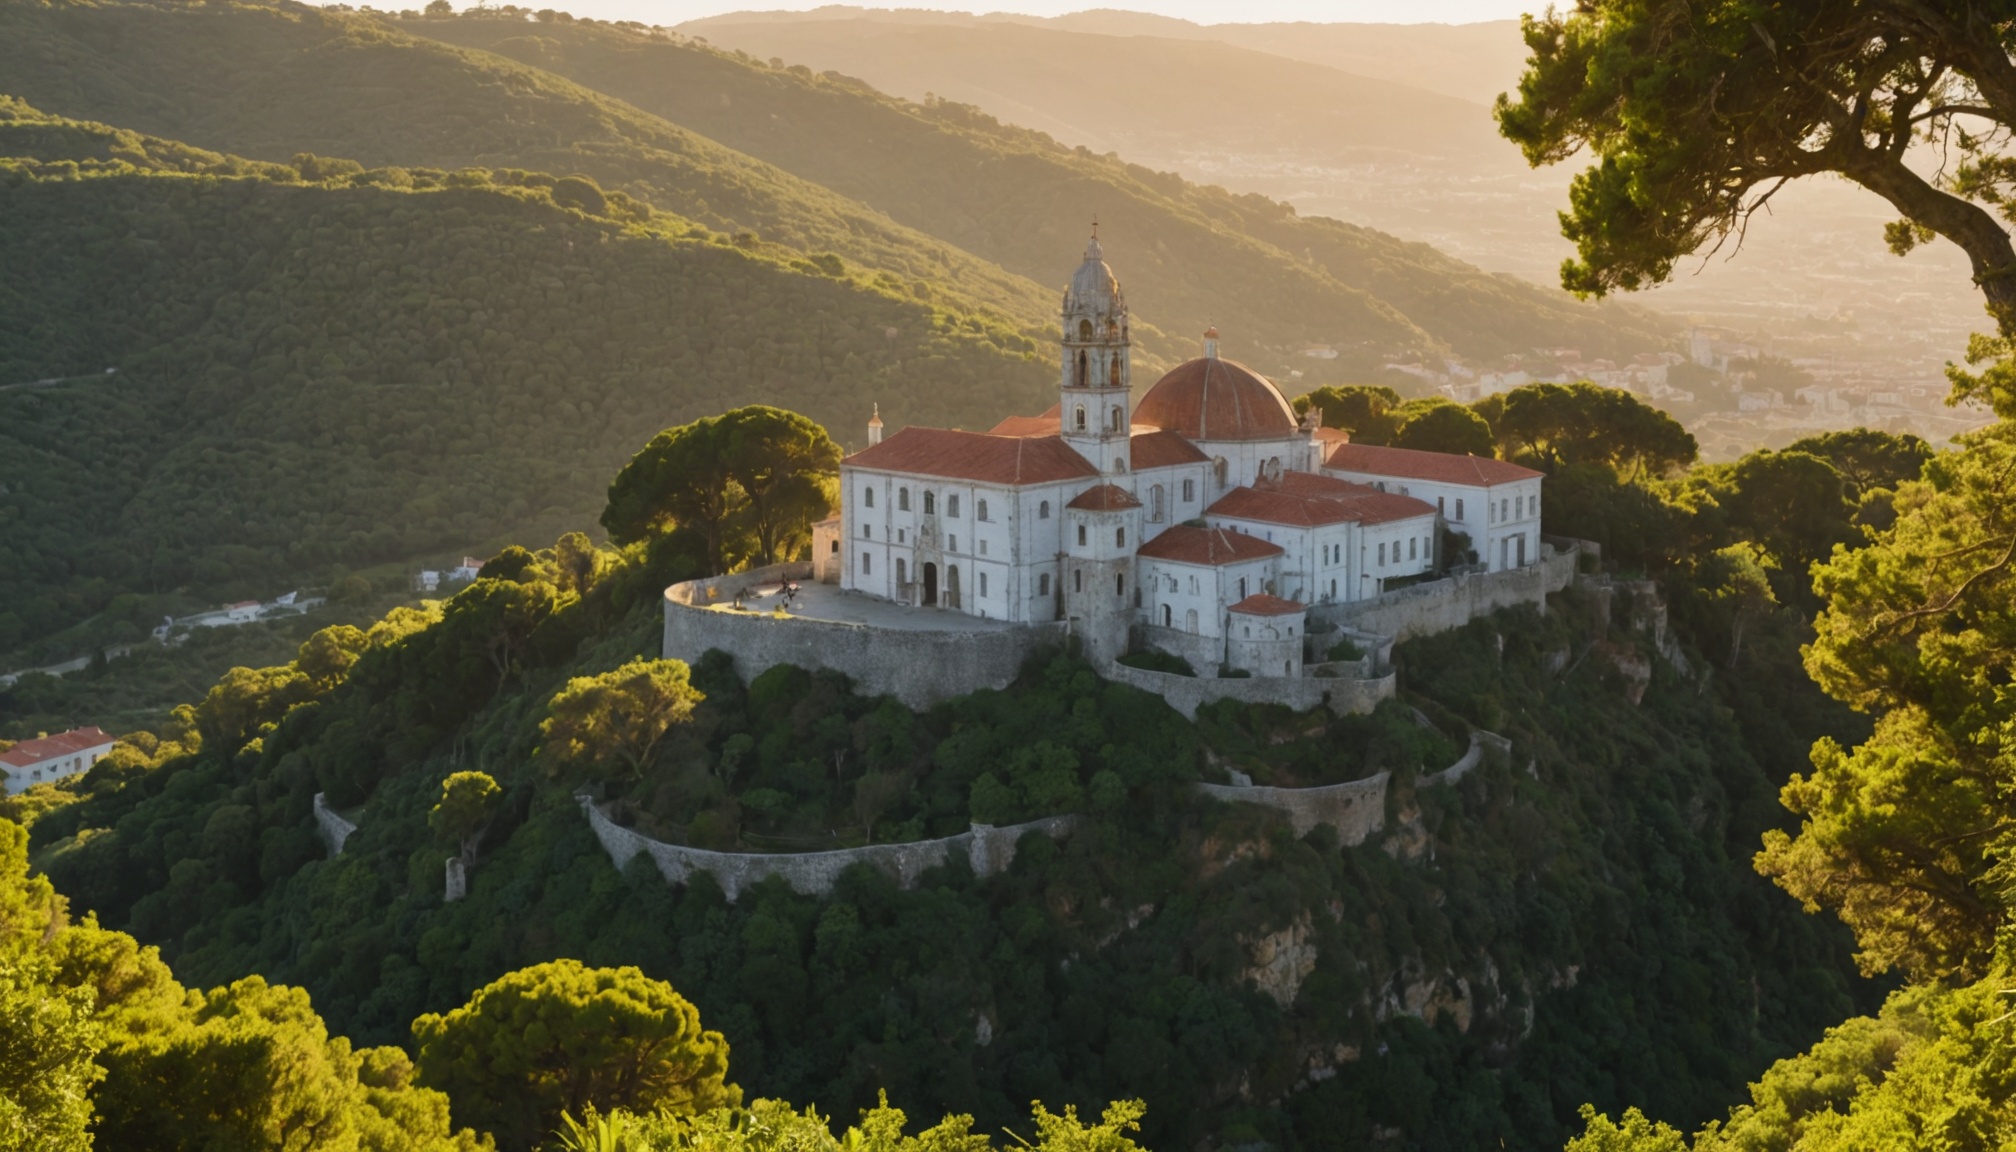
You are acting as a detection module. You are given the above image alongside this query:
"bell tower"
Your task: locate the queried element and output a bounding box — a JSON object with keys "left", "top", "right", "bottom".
{"left": 1059, "top": 227, "right": 1132, "bottom": 475}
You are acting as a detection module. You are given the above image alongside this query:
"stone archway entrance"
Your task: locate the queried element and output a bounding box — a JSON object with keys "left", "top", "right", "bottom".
{"left": 922, "top": 562, "right": 939, "bottom": 607}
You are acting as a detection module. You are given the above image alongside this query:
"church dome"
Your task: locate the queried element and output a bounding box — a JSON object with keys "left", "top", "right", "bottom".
{"left": 1136, "top": 354, "right": 1298, "bottom": 442}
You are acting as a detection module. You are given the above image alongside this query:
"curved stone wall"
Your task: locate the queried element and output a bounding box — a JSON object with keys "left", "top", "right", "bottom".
{"left": 312, "top": 793, "right": 356, "bottom": 857}
{"left": 663, "top": 563, "right": 1068, "bottom": 710}
{"left": 1196, "top": 773, "right": 1391, "bottom": 845}
{"left": 578, "top": 795, "right": 1080, "bottom": 902}
{"left": 1104, "top": 663, "right": 1396, "bottom": 721}
{"left": 1195, "top": 729, "right": 1511, "bottom": 845}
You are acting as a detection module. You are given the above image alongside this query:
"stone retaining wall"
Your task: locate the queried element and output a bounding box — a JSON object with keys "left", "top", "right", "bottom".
{"left": 312, "top": 793, "right": 356, "bottom": 857}
{"left": 663, "top": 563, "right": 1068, "bottom": 710}
{"left": 578, "top": 795, "right": 1080, "bottom": 902}
{"left": 1105, "top": 663, "right": 1396, "bottom": 720}
{"left": 1196, "top": 773, "right": 1391, "bottom": 845}
{"left": 1309, "top": 544, "right": 1579, "bottom": 642}
{"left": 1196, "top": 729, "right": 1511, "bottom": 844}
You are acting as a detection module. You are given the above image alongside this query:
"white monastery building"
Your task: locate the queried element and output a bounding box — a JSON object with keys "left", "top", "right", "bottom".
{"left": 1, "top": 726, "right": 116, "bottom": 795}
{"left": 825, "top": 234, "right": 1544, "bottom": 667}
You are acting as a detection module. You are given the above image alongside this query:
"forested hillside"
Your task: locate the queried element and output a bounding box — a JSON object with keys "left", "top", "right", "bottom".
{"left": 398, "top": 11, "right": 1672, "bottom": 365}
{"left": 0, "top": 0, "right": 1062, "bottom": 336}
{"left": 0, "top": 101, "right": 1048, "bottom": 651}
{"left": 11, "top": 407, "right": 1881, "bottom": 1151}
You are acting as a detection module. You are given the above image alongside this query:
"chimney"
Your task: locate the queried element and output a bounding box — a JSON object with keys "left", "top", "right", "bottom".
{"left": 867, "top": 403, "right": 884, "bottom": 446}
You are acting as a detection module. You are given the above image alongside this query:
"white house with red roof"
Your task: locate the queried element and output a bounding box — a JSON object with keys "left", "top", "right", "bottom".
{"left": 2, "top": 727, "right": 116, "bottom": 795}
{"left": 831, "top": 234, "right": 1541, "bottom": 667}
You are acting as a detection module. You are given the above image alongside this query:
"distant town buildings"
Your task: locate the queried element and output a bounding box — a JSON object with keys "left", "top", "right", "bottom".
{"left": 2, "top": 727, "right": 116, "bottom": 795}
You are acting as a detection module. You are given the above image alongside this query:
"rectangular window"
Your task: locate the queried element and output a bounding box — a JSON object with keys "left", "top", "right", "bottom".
{"left": 897, "top": 558, "right": 906, "bottom": 584}
{"left": 1378, "top": 542, "right": 1386, "bottom": 566}
{"left": 897, "top": 528, "right": 904, "bottom": 543}
{"left": 1077, "top": 524, "right": 1087, "bottom": 546}
{"left": 979, "top": 539, "right": 988, "bottom": 556}
{"left": 862, "top": 524, "right": 871, "bottom": 539}
{"left": 1408, "top": 537, "right": 1417, "bottom": 560}
{"left": 1182, "top": 479, "right": 1195, "bottom": 502}
{"left": 862, "top": 553, "right": 872, "bottom": 575}
{"left": 949, "top": 495, "right": 960, "bottom": 518}
{"left": 949, "top": 534, "right": 958, "bottom": 551}
{"left": 979, "top": 572, "right": 988, "bottom": 597}
{"left": 1456, "top": 498, "right": 1465, "bottom": 521}
{"left": 1040, "top": 573, "right": 1051, "bottom": 596}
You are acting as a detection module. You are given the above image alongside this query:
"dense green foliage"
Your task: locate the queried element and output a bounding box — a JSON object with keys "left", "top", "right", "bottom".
{"left": 0, "top": 0, "right": 1057, "bottom": 333}
{"left": 412, "top": 959, "right": 738, "bottom": 1149}
{"left": 414, "top": 11, "right": 1672, "bottom": 366}
{"left": 1495, "top": 0, "right": 2016, "bottom": 328}
{"left": 0, "top": 102, "right": 1046, "bottom": 651}
{"left": 11, "top": 495, "right": 1872, "bottom": 1152}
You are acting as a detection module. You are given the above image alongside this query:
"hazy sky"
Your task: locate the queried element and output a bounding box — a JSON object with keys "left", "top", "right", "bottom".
{"left": 470, "top": 0, "right": 1533, "bottom": 27}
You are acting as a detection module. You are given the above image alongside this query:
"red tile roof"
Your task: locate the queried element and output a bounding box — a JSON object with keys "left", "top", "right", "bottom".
{"left": 1066, "top": 483, "right": 1142, "bottom": 511}
{"left": 1136, "top": 356, "right": 1299, "bottom": 441}
{"left": 988, "top": 403, "right": 1062, "bottom": 438}
{"left": 1, "top": 727, "right": 115, "bottom": 768}
{"left": 1129, "top": 429, "right": 1210, "bottom": 469}
{"left": 1136, "top": 524, "right": 1283, "bottom": 566}
{"left": 1228, "top": 593, "right": 1306, "bottom": 617}
{"left": 844, "top": 427, "right": 1100, "bottom": 486}
{"left": 1208, "top": 473, "right": 1436, "bottom": 528}
{"left": 1325, "top": 443, "right": 1541, "bottom": 487}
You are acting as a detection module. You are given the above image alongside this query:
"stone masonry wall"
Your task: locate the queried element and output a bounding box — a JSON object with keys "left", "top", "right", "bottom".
{"left": 663, "top": 563, "right": 1069, "bottom": 710}
{"left": 1196, "top": 774, "right": 1391, "bottom": 845}
{"left": 1196, "top": 729, "right": 1510, "bottom": 845}
{"left": 578, "top": 795, "right": 1080, "bottom": 902}
{"left": 1105, "top": 664, "right": 1396, "bottom": 721}
{"left": 1309, "top": 543, "right": 1579, "bottom": 642}
{"left": 312, "top": 793, "right": 356, "bottom": 857}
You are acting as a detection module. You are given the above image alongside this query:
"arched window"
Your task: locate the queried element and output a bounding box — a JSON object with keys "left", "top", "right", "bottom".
{"left": 1077, "top": 524, "right": 1087, "bottom": 546}
{"left": 1267, "top": 456, "right": 1282, "bottom": 481}
{"left": 1039, "top": 501, "right": 1051, "bottom": 519}
{"left": 1115, "top": 573, "right": 1125, "bottom": 597}
{"left": 1110, "top": 405, "right": 1123, "bottom": 430}
{"left": 1186, "top": 608, "right": 1198, "bottom": 634}
{"left": 977, "top": 499, "right": 989, "bottom": 521}
{"left": 923, "top": 491, "right": 936, "bottom": 515}
{"left": 1074, "top": 405, "right": 1087, "bottom": 430}
{"left": 1108, "top": 358, "right": 1122, "bottom": 387}
{"left": 1163, "top": 604, "right": 1172, "bottom": 627}
{"left": 1150, "top": 485, "right": 1165, "bottom": 522}
{"left": 1115, "top": 527, "right": 1125, "bottom": 547}
{"left": 1113, "top": 457, "right": 1126, "bottom": 474}
{"left": 1213, "top": 457, "right": 1228, "bottom": 487}
{"left": 864, "top": 487, "right": 875, "bottom": 508}
{"left": 1039, "top": 573, "right": 1051, "bottom": 596}
{"left": 1075, "top": 350, "right": 1088, "bottom": 387}
{"left": 1078, "top": 318, "right": 1094, "bottom": 341}
{"left": 946, "top": 565, "right": 960, "bottom": 609}
{"left": 898, "top": 487, "right": 910, "bottom": 511}
{"left": 947, "top": 494, "right": 959, "bottom": 518}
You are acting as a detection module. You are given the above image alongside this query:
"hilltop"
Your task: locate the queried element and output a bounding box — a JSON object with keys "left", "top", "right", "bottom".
{"left": 0, "top": 0, "right": 1061, "bottom": 335}
{"left": 684, "top": 8, "right": 1529, "bottom": 106}
{"left": 0, "top": 99, "right": 1049, "bottom": 652}
{"left": 408, "top": 12, "right": 1671, "bottom": 367}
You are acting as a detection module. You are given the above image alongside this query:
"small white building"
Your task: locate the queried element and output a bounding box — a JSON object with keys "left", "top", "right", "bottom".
{"left": 223, "top": 600, "right": 262, "bottom": 624}
{"left": 1, "top": 727, "right": 117, "bottom": 795}
{"left": 451, "top": 557, "right": 485, "bottom": 583}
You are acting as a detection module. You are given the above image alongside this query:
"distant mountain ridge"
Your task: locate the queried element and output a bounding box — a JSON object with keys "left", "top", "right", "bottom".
{"left": 680, "top": 7, "right": 1529, "bottom": 105}
{"left": 414, "top": 12, "right": 1671, "bottom": 366}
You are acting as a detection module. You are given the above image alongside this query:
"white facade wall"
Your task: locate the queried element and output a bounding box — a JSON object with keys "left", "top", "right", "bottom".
{"left": 1322, "top": 469, "right": 1544, "bottom": 574}
{"left": 1357, "top": 514, "right": 1440, "bottom": 594}
{"left": 1192, "top": 436, "right": 1305, "bottom": 497}
{"left": 3, "top": 738, "right": 116, "bottom": 795}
